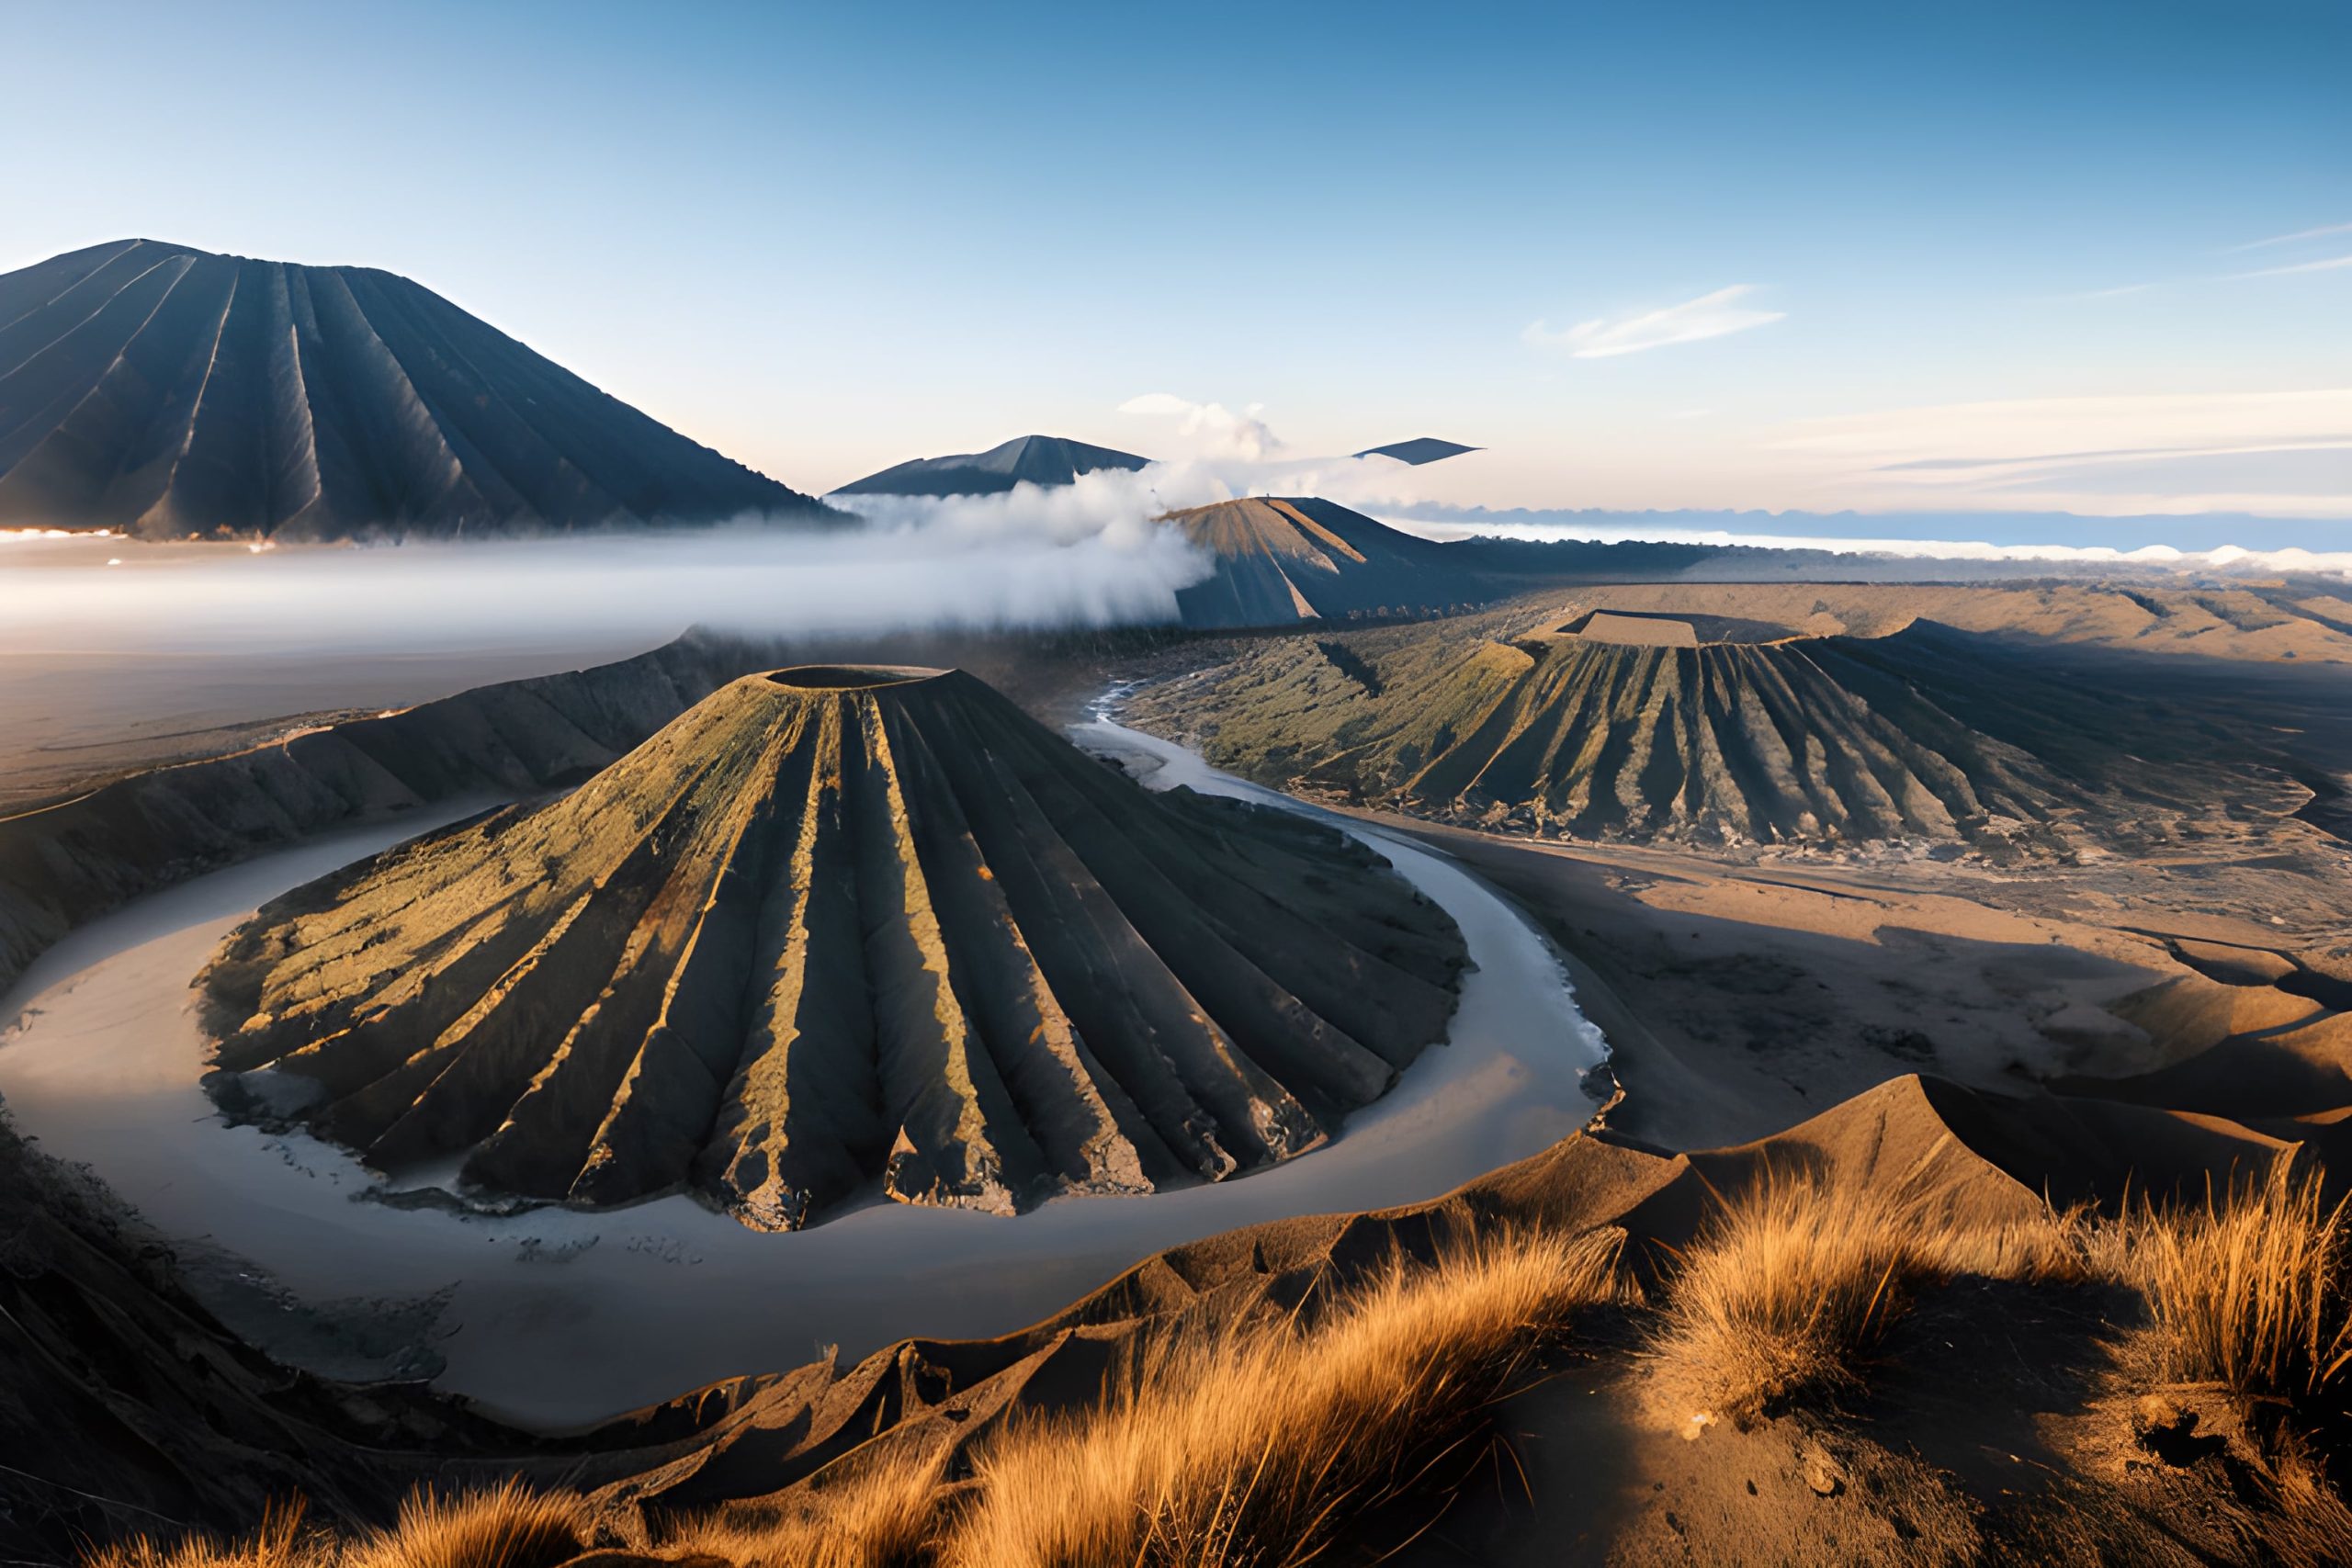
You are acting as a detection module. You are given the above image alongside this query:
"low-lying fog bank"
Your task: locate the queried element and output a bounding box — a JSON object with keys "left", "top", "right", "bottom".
{"left": 0, "top": 511, "right": 1212, "bottom": 804}
{"left": 0, "top": 508, "right": 1209, "bottom": 655}
{"left": 0, "top": 716, "right": 1605, "bottom": 1429}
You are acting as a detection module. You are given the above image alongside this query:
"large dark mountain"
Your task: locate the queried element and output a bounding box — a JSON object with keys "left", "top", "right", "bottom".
{"left": 0, "top": 239, "right": 831, "bottom": 539}
{"left": 1162, "top": 495, "right": 1492, "bottom": 628}
{"left": 202, "top": 665, "right": 1464, "bottom": 1228}
{"left": 832, "top": 433, "right": 1149, "bottom": 497}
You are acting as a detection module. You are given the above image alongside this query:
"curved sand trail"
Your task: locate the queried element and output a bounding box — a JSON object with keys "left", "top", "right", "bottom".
{"left": 0, "top": 712, "right": 1605, "bottom": 1428}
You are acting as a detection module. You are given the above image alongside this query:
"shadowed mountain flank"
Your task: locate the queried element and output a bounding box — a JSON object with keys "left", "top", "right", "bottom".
{"left": 1126, "top": 615, "right": 2291, "bottom": 855}
{"left": 201, "top": 666, "right": 1464, "bottom": 1228}
{"left": 1163, "top": 496, "right": 1490, "bottom": 628}
{"left": 831, "top": 434, "right": 1149, "bottom": 496}
{"left": 0, "top": 239, "right": 830, "bottom": 538}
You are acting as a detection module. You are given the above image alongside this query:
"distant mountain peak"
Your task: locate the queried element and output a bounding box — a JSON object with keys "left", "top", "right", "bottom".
{"left": 1354, "top": 437, "right": 1481, "bottom": 466}
{"left": 1158, "top": 495, "right": 1489, "bottom": 628}
{"left": 0, "top": 239, "right": 833, "bottom": 539}
{"left": 832, "top": 433, "right": 1150, "bottom": 497}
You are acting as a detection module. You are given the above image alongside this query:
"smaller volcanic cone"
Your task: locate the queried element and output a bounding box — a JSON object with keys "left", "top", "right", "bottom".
{"left": 202, "top": 667, "right": 1465, "bottom": 1228}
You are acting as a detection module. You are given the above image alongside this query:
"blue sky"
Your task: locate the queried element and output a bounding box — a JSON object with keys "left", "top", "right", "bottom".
{"left": 5, "top": 0, "right": 2346, "bottom": 532}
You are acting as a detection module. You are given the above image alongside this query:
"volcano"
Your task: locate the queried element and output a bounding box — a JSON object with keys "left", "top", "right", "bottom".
{"left": 1162, "top": 496, "right": 1488, "bottom": 628}
{"left": 831, "top": 434, "right": 1149, "bottom": 497}
{"left": 201, "top": 666, "right": 1464, "bottom": 1228}
{"left": 1127, "top": 616, "right": 2284, "bottom": 854}
{"left": 0, "top": 239, "right": 831, "bottom": 538}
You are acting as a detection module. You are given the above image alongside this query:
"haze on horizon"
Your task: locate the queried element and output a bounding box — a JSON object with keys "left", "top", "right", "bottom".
{"left": 3, "top": 0, "right": 2346, "bottom": 541}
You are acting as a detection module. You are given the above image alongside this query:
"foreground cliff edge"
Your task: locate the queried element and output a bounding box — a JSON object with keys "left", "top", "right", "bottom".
{"left": 9, "top": 1068, "right": 2349, "bottom": 1566}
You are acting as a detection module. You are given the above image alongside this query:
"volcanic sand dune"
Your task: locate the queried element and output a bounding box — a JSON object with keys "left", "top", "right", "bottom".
{"left": 202, "top": 667, "right": 1465, "bottom": 1228}
{"left": 2052, "top": 964, "right": 2352, "bottom": 1134}
{"left": 830, "top": 433, "right": 1148, "bottom": 496}
{"left": 581, "top": 1073, "right": 2346, "bottom": 1562}
{"left": 0, "top": 239, "right": 828, "bottom": 537}
{"left": 1128, "top": 612, "right": 2302, "bottom": 853}
{"left": 1162, "top": 495, "right": 1491, "bottom": 628}
{"left": 11, "top": 1058, "right": 2322, "bottom": 1561}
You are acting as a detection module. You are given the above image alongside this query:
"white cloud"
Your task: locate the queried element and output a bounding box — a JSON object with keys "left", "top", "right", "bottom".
{"left": 1522, "top": 285, "right": 1786, "bottom": 359}
{"left": 2226, "top": 252, "right": 2352, "bottom": 280}
{"left": 1769, "top": 389, "right": 2352, "bottom": 463}
{"left": 4, "top": 499, "right": 1227, "bottom": 658}
{"left": 2227, "top": 220, "right": 2352, "bottom": 252}
{"left": 1381, "top": 515, "right": 2352, "bottom": 578}
{"left": 1116, "top": 392, "right": 1282, "bottom": 459}
{"left": 1763, "top": 389, "right": 2352, "bottom": 519}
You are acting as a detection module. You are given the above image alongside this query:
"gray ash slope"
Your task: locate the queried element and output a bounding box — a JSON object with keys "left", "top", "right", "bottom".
{"left": 1163, "top": 496, "right": 1493, "bottom": 628}
{"left": 832, "top": 434, "right": 1149, "bottom": 497}
{"left": 0, "top": 239, "right": 831, "bottom": 538}
{"left": 202, "top": 666, "right": 1465, "bottom": 1229}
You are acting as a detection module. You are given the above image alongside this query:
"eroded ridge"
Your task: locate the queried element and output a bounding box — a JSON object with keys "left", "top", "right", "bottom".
{"left": 201, "top": 667, "right": 1466, "bottom": 1227}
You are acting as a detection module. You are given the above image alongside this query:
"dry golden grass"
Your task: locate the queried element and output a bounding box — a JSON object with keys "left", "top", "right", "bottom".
{"left": 90, "top": 1229, "right": 1620, "bottom": 1568}
{"left": 940, "top": 1224, "right": 1624, "bottom": 1567}
{"left": 86, "top": 1485, "right": 584, "bottom": 1568}
{"left": 1649, "top": 1166, "right": 2088, "bottom": 1424}
{"left": 76, "top": 1162, "right": 2352, "bottom": 1568}
{"left": 89, "top": 1501, "right": 328, "bottom": 1568}
{"left": 345, "top": 1483, "right": 584, "bottom": 1568}
{"left": 2095, "top": 1156, "right": 2352, "bottom": 1404}
{"left": 652, "top": 1445, "right": 949, "bottom": 1567}
{"left": 1652, "top": 1168, "right": 1925, "bottom": 1422}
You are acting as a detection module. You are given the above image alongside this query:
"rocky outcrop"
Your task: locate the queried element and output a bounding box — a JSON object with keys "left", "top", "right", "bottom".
{"left": 831, "top": 434, "right": 1148, "bottom": 497}
{"left": 1162, "top": 496, "right": 1489, "bottom": 628}
{"left": 0, "top": 239, "right": 831, "bottom": 537}
{"left": 203, "top": 667, "right": 1465, "bottom": 1227}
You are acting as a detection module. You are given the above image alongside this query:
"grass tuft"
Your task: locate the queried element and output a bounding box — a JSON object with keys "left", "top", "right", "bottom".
{"left": 941, "top": 1224, "right": 1623, "bottom": 1567}
{"left": 652, "top": 1446, "right": 949, "bottom": 1568}
{"left": 86, "top": 1485, "right": 583, "bottom": 1568}
{"left": 2100, "top": 1156, "right": 2352, "bottom": 1405}
{"left": 345, "top": 1482, "right": 584, "bottom": 1568}
{"left": 88, "top": 1500, "right": 327, "bottom": 1568}
{"left": 1648, "top": 1164, "right": 2088, "bottom": 1424}
{"left": 1652, "top": 1167, "right": 1928, "bottom": 1423}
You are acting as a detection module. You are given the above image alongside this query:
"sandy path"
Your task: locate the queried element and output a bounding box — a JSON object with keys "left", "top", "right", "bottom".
{"left": 0, "top": 716, "right": 1605, "bottom": 1429}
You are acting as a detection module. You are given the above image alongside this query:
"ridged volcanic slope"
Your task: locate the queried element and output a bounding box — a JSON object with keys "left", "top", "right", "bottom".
{"left": 202, "top": 667, "right": 1464, "bottom": 1228}
{"left": 1132, "top": 620, "right": 2269, "bottom": 852}
{"left": 1163, "top": 495, "right": 1489, "bottom": 628}
{"left": 0, "top": 239, "right": 829, "bottom": 538}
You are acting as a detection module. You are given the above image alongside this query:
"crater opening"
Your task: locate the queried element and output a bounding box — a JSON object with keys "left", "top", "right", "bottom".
{"left": 763, "top": 665, "right": 944, "bottom": 691}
